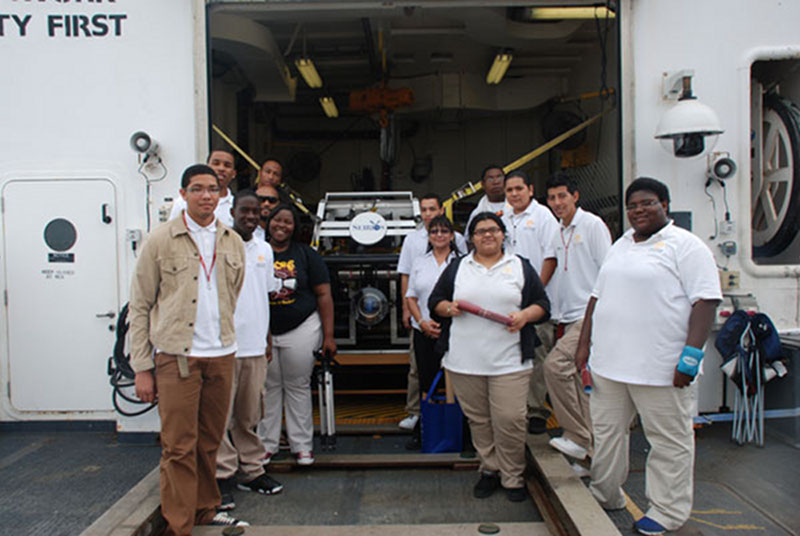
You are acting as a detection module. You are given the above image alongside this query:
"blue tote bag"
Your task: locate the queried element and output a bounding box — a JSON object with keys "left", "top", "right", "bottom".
{"left": 421, "top": 369, "right": 463, "bottom": 453}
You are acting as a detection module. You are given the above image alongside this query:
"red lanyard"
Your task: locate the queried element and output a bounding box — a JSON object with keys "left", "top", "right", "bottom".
{"left": 560, "top": 225, "right": 575, "bottom": 272}
{"left": 183, "top": 212, "right": 217, "bottom": 289}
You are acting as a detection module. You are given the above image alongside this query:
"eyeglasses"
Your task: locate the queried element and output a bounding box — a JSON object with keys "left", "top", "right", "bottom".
{"left": 186, "top": 186, "right": 221, "bottom": 195}
{"left": 258, "top": 195, "right": 279, "bottom": 204}
{"left": 429, "top": 228, "right": 452, "bottom": 235}
{"left": 473, "top": 227, "right": 503, "bottom": 237}
{"left": 625, "top": 199, "right": 660, "bottom": 212}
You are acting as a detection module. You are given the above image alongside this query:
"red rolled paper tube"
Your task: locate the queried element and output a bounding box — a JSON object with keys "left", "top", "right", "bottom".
{"left": 580, "top": 367, "right": 593, "bottom": 393}
{"left": 456, "top": 300, "right": 514, "bottom": 326}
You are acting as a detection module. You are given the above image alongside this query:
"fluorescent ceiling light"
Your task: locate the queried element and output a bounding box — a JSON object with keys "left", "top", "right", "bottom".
{"left": 295, "top": 57, "right": 323, "bottom": 88}
{"left": 528, "top": 6, "right": 615, "bottom": 20}
{"left": 486, "top": 52, "right": 513, "bottom": 85}
{"left": 319, "top": 96, "right": 339, "bottom": 118}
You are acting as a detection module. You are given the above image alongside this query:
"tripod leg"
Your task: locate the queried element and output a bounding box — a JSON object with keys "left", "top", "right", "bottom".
{"left": 325, "top": 368, "right": 336, "bottom": 448}
{"left": 317, "top": 368, "right": 328, "bottom": 440}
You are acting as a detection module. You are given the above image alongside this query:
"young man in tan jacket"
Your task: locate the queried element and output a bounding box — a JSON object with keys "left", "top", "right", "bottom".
{"left": 130, "top": 164, "right": 247, "bottom": 535}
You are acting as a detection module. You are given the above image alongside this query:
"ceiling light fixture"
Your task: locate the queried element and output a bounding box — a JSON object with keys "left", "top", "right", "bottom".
{"left": 295, "top": 57, "right": 323, "bottom": 88}
{"left": 319, "top": 96, "right": 339, "bottom": 118}
{"left": 527, "top": 6, "right": 616, "bottom": 20}
{"left": 486, "top": 52, "right": 513, "bottom": 85}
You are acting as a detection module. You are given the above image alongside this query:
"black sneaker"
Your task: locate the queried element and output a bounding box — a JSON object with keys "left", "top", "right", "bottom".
{"left": 528, "top": 417, "right": 548, "bottom": 434}
{"left": 237, "top": 473, "right": 284, "bottom": 495}
{"left": 208, "top": 511, "right": 249, "bottom": 526}
{"left": 216, "top": 477, "right": 236, "bottom": 511}
{"left": 504, "top": 486, "right": 527, "bottom": 502}
{"left": 404, "top": 435, "right": 421, "bottom": 451}
{"left": 473, "top": 472, "right": 500, "bottom": 499}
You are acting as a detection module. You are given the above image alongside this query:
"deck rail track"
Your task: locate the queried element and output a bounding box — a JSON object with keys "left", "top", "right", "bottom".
{"left": 82, "top": 434, "right": 620, "bottom": 536}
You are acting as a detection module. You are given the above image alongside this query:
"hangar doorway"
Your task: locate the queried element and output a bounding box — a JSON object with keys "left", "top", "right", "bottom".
{"left": 206, "top": 1, "right": 621, "bottom": 427}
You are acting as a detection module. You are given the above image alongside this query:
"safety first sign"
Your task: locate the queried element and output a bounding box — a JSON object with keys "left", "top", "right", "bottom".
{"left": 0, "top": 0, "right": 126, "bottom": 38}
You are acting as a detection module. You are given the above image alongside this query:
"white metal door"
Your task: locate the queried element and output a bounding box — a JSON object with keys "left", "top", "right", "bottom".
{"left": 2, "top": 179, "right": 118, "bottom": 412}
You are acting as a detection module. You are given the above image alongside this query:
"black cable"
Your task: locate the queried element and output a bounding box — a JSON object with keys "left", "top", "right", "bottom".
{"left": 704, "top": 180, "right": 719, "bottom": 240}
{"left": 144, "top": 181, "right": 151, "bottom": 232}
{"left": 107, "top": 303, "right": 157, "bottom": 417}
{"left": 720, "top": 180, "right": 732, "bottom": 222}
{"left": 594, "top": 2, "right": 612, "bottom": 103}
{"left": 138, "top": 159, "right": 167, "bottom": 233}
{"left": 593, "top": 2, "right": 613, "bottom": 157}
{"left": 318, "top": 115, "right": 369, "bottom": 156}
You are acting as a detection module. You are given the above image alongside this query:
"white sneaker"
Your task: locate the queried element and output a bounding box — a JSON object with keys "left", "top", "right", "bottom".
{"left": 296, "top": 450, "right": 315, "bottom": 466}
{"left": 570, "top": 463, "right": 591, "bottom": 478}
{"left": 398, "top": 414, "right": 419, "bottom": 430}
{"left": 209, "top": 511, "right": 250, "bottom": 527}
{"left": 549, "top": 436, "right": 588, "bottom": 460}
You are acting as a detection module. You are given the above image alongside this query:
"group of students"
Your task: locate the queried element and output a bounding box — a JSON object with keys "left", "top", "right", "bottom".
{"left": 398, "top": 165, "right": 721, "bottom": 536}
{"left": 130, "top": 150, "right": 337, "bottom": 534}
{"left": 129, "top": 151, "right": 721, "bottom": 536}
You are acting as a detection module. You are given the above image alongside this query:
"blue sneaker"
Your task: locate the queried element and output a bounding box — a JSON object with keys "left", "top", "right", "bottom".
{"left": 633, "top": 516, "right": 666, "bottom": 535}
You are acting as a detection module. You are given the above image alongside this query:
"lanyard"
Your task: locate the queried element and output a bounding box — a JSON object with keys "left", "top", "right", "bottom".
{"left": 183, "top": 212, "right": 217, "bottom": 289}
{"left": 560, "top": 225, "right": 575, "bottom": 272}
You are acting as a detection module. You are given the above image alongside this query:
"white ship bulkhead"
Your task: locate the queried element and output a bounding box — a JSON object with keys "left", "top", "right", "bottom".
{"left": 1, "top": 0, "right": 799, "bottom": 433}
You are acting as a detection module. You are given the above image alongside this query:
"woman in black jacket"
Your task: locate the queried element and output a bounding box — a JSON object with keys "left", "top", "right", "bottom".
{"left": 429, "top": 212, "right": 549, "bottom": 502}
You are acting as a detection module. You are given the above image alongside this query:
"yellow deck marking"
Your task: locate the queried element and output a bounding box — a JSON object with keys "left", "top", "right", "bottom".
{"left": 689, "top": 517, "right": 765, "bottom": 530}
{"left": 623, "top": 491, "right": 645, "bottom": 521}
{"left": 312, "top": 397, "right": 407, "bottom": 425}
{"left": 692, "top": 509, "right": 743, "bottom": 515}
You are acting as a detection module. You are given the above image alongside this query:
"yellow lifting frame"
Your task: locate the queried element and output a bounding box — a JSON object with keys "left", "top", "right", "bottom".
{"left": 211, "top": 123, "right": 315, "bottom": 218}
{"left": 442, "top": 105, "right": 614, "bottom": 221}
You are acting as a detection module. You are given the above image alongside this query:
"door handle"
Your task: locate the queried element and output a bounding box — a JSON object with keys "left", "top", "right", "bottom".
{"left": 101, "top": 204, "right": 112, "bottom": 224}
{"left": 96, "top": 311, "right": 116, "bottom": 319}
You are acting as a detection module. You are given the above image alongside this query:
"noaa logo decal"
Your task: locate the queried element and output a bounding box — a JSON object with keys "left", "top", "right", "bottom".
{"left": 349, "top": 211, "right": 388, "bottom": 245}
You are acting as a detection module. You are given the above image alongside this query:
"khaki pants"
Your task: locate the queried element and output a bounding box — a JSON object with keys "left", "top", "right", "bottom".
{"left": 589, "top": 373, "right": 695, "bottom": 531}
{"left": 259, "top": 313, "right": 322, "bottom": 454}
{"left": 528, "top": 321, "right": 555, "bottom": 420}
{"left": 543, "top": 319, "right": 592, "bottom": 452}
{"left": 216, "top": 355, "right": 268, "bottom": 481}
{"left": 405, "top": 336, "right": 421, "bottom": 416}
{"left": 155, "top": 353, "right": 234, "bottom": 536}
{"left": 449, "top": 369, "right": 531, "bottom": 488}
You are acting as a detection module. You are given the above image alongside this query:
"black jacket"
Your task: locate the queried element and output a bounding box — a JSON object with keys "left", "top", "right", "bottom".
{"left": 428, "top": 254, "right": 551, "bottom": 362}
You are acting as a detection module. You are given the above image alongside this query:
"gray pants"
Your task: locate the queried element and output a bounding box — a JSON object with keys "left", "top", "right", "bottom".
{"left": 543, "top": 319, "right": 592, "bottom": 452}
{"left": 449, "top": 368, "right": 532, "bottom": 488}
{"left": 258, "top": 313, "right": 322, "bottom": 454}
{"left": 405, "top": 335, "right": 421, "bottom": 416}
{"left": 217, "top": 355, "right": 268, "bottom": 480}
{"left": 527, "top": 321, "right": 556, "bottom": 420}
{"left": 589, "top": 373, "right": 695, "bottom": 531}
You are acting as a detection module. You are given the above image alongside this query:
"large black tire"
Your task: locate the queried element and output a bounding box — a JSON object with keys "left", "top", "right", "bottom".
{"left": 753, "top": 94, "right": 800, "bottom": 257}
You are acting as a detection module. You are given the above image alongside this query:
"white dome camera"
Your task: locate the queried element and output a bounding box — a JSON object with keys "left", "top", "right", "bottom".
{"left": 130, "top": 131, "right": 160, "bottom": 162}
{"left": 655, "top": 72, "right": 723, "bottom": 159}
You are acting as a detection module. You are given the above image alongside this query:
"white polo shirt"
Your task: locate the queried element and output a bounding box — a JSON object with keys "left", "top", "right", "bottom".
{"left": 589, "top": 222, "right": 722, "bottom": 386}
{"left": 466, "top": 195, "right": 509, "bottom": 232}
{"left": 442, "top": 252, "right": 533, "bottom": 376}
{"left": 502, "top": 199, "right": 559, "bottom": 273}
{"left": 170, "top": 192, "right": 234, "bottom": 228}
{"left": 184, "top": 213, "right": 237, "bottom": 358}
{"left": 550, "top": 208, "right": 612, "bottom": 323}
{"left": 254, "top": 224, "right": 266, "bottom": 243}
{"left": 405, "top": 250, "right": 458, "bottom": 331}
{"left": 397, "top": 227, "right": 467, "bottom": 275}
{"left": 234, "top": 236, "right": 275, "bottom": 358}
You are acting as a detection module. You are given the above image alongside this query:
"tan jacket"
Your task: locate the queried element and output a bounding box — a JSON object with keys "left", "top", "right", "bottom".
{"left": 129, "top": 216, "right": 246, "bottom": 372}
